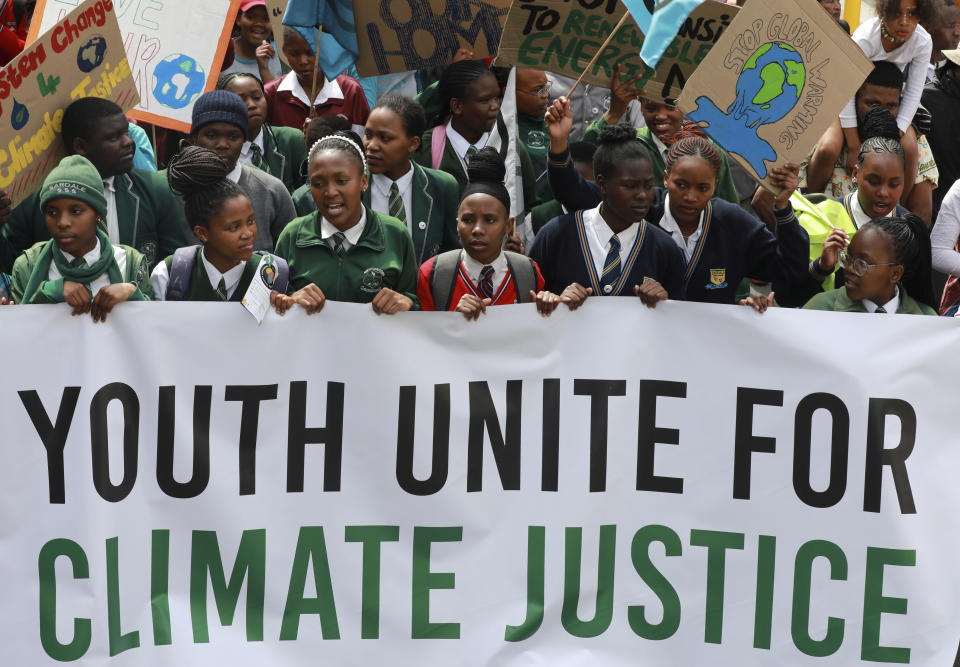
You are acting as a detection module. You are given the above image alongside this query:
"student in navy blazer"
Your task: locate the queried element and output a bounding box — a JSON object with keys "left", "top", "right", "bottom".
{"left": 541, "top": 98, "right": 810, "bottom": 304}
{"left": 361, "top": 94, "right": 459, "bottom": 265}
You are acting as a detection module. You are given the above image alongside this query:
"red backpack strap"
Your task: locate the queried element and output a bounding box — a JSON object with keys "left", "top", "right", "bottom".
{"left": 431, "top": 124, "right": 447, "bottom": 171}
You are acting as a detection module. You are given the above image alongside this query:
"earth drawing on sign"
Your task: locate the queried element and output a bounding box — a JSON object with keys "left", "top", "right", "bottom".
{"left": 687, "top": 42, "right": 806, "bottom": 178}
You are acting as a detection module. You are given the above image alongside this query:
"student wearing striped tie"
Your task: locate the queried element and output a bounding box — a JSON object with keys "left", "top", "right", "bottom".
{"left": 417, "top": 148, "right": 565, "bottom": 318}
{"left": 218, "top": 72, "right": 309, "bottom": 194}
{"left": 274, "top": 131, "right": 419, "bottom": 314}
{"left": 362, "top": 94, "right": 460, "bottom": 266}
{"left": 529, "top": 124, "right": 685, "bottom": 307}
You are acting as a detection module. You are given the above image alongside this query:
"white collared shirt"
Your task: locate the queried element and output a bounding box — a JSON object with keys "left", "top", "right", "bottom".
{"left": 863, "top": 285, "right": 900, "bottom": 313}
{"left": 583, "top": 204, "right": 641, "bottom": 283}
{"left": 660, "top": 194, "right": 704, "bottom": 261}
{"left": 460, "top": 248, "right": 508, "bottom": 295}
{"left": 320, "top": 207, "right": 367, "bottom": 252}
{"left": 277, "top": 70, "right": 343, "bottom": 107}
{"left": 371, "top": 165, "right": 414, "bottom": 234}
{"left": 445, "top": 120, "right": 490, "bottom": 174}
{"left": 50, "top": 238, "right": 127, "bottom": 296}
{"left": 850, "top": 192, "right": 894, "bottom": 229}
{"left": 101, "top": 175, "right": 119, "bottom": 243}
{"left": 149, "top": 248, "right": 246, "bottom": 301}
{"left": 226, "top": 161, "right": 243, "bottom": 184}
{"left": 239, "top": 129, "right": 266, "bottom": 166}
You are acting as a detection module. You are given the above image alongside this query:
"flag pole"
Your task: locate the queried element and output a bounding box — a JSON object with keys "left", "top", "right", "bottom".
{"left": 567, "top": 12, "right": 631, "bottom": 97}
{"left": 309, "top": 24, "right": 323, "bottom": 119}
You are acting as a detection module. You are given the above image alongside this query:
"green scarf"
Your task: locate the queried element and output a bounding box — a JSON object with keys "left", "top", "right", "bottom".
{"left": 21, "top": 229, "right": 126, "bottom": 304}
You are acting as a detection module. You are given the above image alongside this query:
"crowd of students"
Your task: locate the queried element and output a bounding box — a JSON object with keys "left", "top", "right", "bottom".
{"left": 1, "top": 0, "right": 959, "bottom": 322}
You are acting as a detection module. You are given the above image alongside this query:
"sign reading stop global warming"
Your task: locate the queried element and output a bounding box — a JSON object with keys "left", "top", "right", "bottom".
{"left": 495, "top": 0, "right": 738, "bottom": 104}
{"left": 3, "top": 300, "right": 960, "bottom": 664}
{"left": 28, "top": 0, "right": 240, "bottom": 132}
{"left": 1, "top": 0, "right": 137, "bottom": 209}
{"left": 677, "top": 0, "right": 872, "bottom": 190}
{"left": 354, "top": 0, "right": 512, "bottom": 77}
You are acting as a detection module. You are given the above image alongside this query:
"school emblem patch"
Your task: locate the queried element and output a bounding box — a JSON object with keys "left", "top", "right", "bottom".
{"left": 260, "top": 256, "right": 277, "bottom": 288}
{"left": 360, "top": 267, "right": 385, "bottom": 293}
{"left": 706, "top": 268, "right": 727, "bottom": 290}
{"left": 140, "top": 241, "right": 157, "bottom": 266}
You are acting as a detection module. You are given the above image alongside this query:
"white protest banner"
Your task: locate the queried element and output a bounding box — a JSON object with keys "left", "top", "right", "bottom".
{"left": 676, "top": 0, "right": 873, "bottom": 191}
{"left": 0, "top": 0, "right": 138, "bottom": 209}
{"left": 2, "top": 300, "right": 960, "bottom": 664}
{"left": 27, "top": 0, "right": 241, "bottom": 132}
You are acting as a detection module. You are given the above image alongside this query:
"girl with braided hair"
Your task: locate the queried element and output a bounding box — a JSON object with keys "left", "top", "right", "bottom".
{"left": 150, "top": 145, "right": 323, "bottom": 313}
{"left": 274, "top": 130, "right": 420, "bottom": 313}
{"left": 802, "top": 214, "right": 936, "bottom": 314}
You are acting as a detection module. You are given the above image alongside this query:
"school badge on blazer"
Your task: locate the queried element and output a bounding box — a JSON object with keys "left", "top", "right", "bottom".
{"left": 706, "top": 268, "right": 727, "bottom": 290}
{"left": 360, "top": 267, "right": 385, "bottom": 293}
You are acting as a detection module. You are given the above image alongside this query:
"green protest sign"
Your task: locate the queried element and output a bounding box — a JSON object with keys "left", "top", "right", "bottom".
{"left": 495, "top": 0, "right": 738, "bottom": 103}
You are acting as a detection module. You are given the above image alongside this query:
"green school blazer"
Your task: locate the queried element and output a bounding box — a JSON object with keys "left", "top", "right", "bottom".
{"left": 260, "top": 123, "right": 308, "bottom": 193}
{"left": 362, "top": 162, "right": 460, "bottom": 265}
{"left": 1, "top": 169, "right": 187, "bottom": 272}
{"left": 803, "top": 286, "right": 937, "bottom": 315}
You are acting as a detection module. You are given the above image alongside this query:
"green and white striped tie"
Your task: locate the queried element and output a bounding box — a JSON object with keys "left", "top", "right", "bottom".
{"left": 389, "top": 181, "right": 406, "bottom": 223}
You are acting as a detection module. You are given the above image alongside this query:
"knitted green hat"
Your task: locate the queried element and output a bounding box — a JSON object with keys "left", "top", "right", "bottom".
{"left": 38, "top": 155, "right": 107, "bottom": 218}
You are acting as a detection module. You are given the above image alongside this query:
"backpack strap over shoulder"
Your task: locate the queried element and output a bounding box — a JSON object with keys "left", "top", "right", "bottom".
{"left": 504, "top": 251, "right": 536, "bottom": 304}
{"left": 166, "top": 245, "right": 202, "bottom": 301}
{"left": 431, "top": 124, "right": 447, "bottom": 172}
{"left": 428, "top": 249, "right": 462, "bottom": 311}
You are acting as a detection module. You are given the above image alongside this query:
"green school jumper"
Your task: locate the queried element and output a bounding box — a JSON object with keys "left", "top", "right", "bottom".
{"left": 161, "top": 252, "right": 262, "bottom": 301}
{"left": 803, "top": 286, "right": 937, "bottom": 315}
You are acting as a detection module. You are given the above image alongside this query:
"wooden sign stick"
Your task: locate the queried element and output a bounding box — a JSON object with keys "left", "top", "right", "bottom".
{"left": 309, "top": 23, "right": 323, "bottom": 119}
{"left": 567, "top": 12, "right": 631, "bottom": 97}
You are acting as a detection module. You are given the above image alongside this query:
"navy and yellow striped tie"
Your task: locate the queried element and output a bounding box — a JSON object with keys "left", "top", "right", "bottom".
{"left": 479, "top": 265, "right": 495, "bottom": 298}
{"left": 599, "top": 234, "right": 621, "bottom": 295}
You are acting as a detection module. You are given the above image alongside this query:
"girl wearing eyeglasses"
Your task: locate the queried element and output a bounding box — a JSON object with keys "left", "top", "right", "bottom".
{"left": 802, "top": 214, "right": 936, "bottom": 314}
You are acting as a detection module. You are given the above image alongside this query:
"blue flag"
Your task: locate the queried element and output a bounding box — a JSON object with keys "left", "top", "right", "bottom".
{"left": 622, "top": 0, "right": 707, "bottom": 68}
{"left": 282, "top": 0, "right": 359, "bottom": 78}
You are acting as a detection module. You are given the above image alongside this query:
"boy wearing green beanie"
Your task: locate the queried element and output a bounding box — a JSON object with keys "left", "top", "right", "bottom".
{"left": 9, "top": 155, "right": 153, "bottom": 320}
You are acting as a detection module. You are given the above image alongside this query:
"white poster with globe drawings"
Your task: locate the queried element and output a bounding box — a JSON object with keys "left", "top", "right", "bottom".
{"left": 28, "top": 0, "right": 241, "bottom": 132}
{"left": 676, "top": 0, "right": 873, "bottom": 192}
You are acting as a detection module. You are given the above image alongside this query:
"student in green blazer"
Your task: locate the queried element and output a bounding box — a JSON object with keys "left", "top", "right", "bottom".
{"left": 274, "top": 131, "right": 419, "bottom": 312}
{"left": 801, "top": 215, "right": 937, "bottom": 315}
{"left": 362, "top": 94, "right": 460, "bottom": 265}
{"left": 412, "top": 60, "right": 538, "bottom": 210}
{"left": 1, "top": 98, "right": 187, "bottom": 273}
{"left": 218, "top": 72, "right": 308, "bottom": 193}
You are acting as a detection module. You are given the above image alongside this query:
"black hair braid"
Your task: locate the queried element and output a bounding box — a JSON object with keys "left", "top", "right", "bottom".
{"left": 436, "top": 60, "right": 491, "bottom": 124}
{"left": 166, "top": 145, "right": 248, "bottom": 229}
{"left": 869, "top": 214, "right": 936, "bottom": 309}
{"left": 857, "top": 107, "right": 905, "bottom": 166}
{"left": 371, "top": 93, "right": 426, "bottom": 140}
{"left": 664, "top": 126, "right": 721, "bottom": 180}
{"left": 217, "top": 71, "right": 265, "bottom": 94}
{"left": 308, "top": 129, "right": 366, "bottom": 171}
{"left": 593, "top": 123, "right": 653, "bottom": 180}
{"left": 466, "top": 146, "right": 505, "bottom": 184}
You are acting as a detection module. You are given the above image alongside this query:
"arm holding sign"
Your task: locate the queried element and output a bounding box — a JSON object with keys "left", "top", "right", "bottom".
{"left": 545, "top": 97, "right": 602, "bottom": 213}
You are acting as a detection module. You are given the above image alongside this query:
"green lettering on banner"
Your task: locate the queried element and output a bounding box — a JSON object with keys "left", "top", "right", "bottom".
{"left": 791, "top": 539, "right": 847, "bottom": 657}
{"left": 412, "top": 526, "right": 462, "bottom": 639}
{"left": 151, "top": 529, "right": 172, "bottom": 645}
{"left": 504, "top": 526, "right": 546, "bottom": 642}
{"left": 344, "top": 525, "right": 400, "bottom": 639}
{"left": 190, "top": 529, "right": 266, "bottom": 643}
{"left": 280, "top": 526, "right": 340, "bottom": 640}
{"left": 753, "top": 535, "right": 777, "bottom": 649}
{"left": 561, "top": 525, "right": 616, "bottom": 637}
{"left": 861, "top": 547, "right": 915, "bottom": 663}
{"left": 690, "top": 529, "right": 745, "bottom": 644}
{"left": 106, "top": 536, "right": 140, "bottom": 655}
{"left": 38, "top": 539, "right": 91, "bottom": 661}
{"left": 627, "top": 524, "right": 682, "bottom": 640}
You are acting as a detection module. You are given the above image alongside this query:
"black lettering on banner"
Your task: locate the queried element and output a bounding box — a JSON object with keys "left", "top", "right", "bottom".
{"left": 225, "top": 384, "right": 279, "bottom": 496}
{"left": 636, "top": 380, "right": 686, "bottom": 494}
{"left": 287, "top": 381, "right": 345, "bottom": 493}
{"left": 156, "top": 386, "right": 212, "bottom": 499}
{"left": 541, "top": 379, "right": 560, "bottom": 492}
{"left": 90, "top": 383, "right": 139, "bottom": 503}
{"left": 574, "top": 379, "right": 627, "bottom": 492}
{"left": 18, "top": 387, "right": 80, "bottom": 504}
{"left": 733, "top": 387, "right": 784, "bottom": 500}
{"left": 467, "top": 380, "right": 522, "bottom": 492}
{"left": 396, "top": 384, "right": 451, "bottom": 496}
{"left": 577, "top": 0, "right": 620, "bottom": 12}
{"left": 792, "top": 393, "right": 849, "bottom": 508}
{"left": 864, "top": 398, "right": 917, "bottom": 514}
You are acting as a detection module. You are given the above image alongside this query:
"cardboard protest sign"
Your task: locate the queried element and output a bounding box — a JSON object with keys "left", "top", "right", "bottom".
{"left": 677, "top": 0, "right": 872, "bottom": 190}
{"left": 2, "top": 0, "right": 138, "bottom": 208}
{"left": 265, "top": 0, "right": 289, "bottom": 66}
{"left": 28, "top": 0, "right": 240, "bottom": 132}
{"left": 495, "top": 0, "right": 738, "bottom": 104}
{"left": 354, "top": 0, "right": 512, "bottom": 78}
